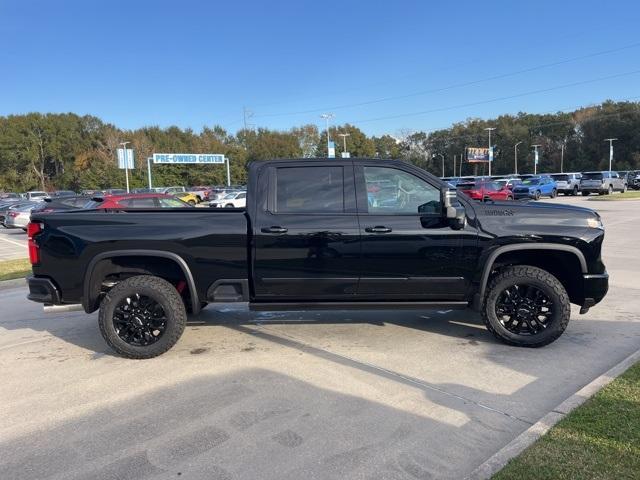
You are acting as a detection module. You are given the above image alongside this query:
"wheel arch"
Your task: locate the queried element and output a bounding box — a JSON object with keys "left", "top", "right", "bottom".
{"left": 83, "top": 250, "right": 200, "bottom": 314}
{"left": 477, "top": 244, "right": 587, "bottom": 307}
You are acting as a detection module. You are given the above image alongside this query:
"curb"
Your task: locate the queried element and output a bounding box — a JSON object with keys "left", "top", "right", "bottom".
{"left": 0, "top": 277, "right": 26, "bottom": 291}
{"left": 467, "top": 347, "right": 640, "bottom": 480}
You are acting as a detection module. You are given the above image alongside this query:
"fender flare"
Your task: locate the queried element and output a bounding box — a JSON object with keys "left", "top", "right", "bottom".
{"left": 477, "top": 243, "right": 587, "bottom": 303}
{"left": 82, "top": 249, "right": 200, "bottom": 314}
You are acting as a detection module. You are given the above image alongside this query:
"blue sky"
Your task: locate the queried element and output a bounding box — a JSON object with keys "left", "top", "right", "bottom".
{"left": 1, "top": 0, "right": 639, "bottom": 136}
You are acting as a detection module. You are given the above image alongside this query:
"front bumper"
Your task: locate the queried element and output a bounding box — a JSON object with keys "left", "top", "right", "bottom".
{"left": 27, "top": 276, "right": 62, "bottom": 304}
{"left": 513, "top": 191, "right": 534, "bottom": 199}
{"left": 581, "top": 272, "right": 609, "bottom": 311}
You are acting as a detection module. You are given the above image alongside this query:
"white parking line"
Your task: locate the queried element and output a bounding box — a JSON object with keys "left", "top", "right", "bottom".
{"left": 0, "top": 235, "right": 27, "bottom": 248}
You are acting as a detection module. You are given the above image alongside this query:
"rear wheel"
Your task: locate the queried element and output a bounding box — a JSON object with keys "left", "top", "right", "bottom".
{"left": 188, "top": 199, "right": 196, "bottom": 206}
{"left": 98, "top": 275, "right": 187, "bottom": 359}
{"left": 482, "top": 266, "right": 570, "bottom": 347}
{"left": 573, "top": 186, "right": 579, "bottom": 196}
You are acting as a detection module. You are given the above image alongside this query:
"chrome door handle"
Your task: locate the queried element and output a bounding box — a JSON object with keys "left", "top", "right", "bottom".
{"left": 261, "top": 226, "right": 288, "bottom": 234}
{"left": 365, "top": 226, "right": 392, "bottom": 233}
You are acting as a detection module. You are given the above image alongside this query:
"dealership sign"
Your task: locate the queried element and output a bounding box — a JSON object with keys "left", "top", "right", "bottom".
{"left": 152, "top": 153, "right": 226, "bottom": 164}
{"left": 467, "top": 147, "right": 493, "bottom": 163}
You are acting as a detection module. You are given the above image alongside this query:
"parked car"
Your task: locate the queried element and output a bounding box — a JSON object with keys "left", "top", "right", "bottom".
{"left": 0, "top": 192, "right": 21, "bottom": 200}
{"left": 176, "top": 192, "right": 200, "bottom": 205}
{"left": 48, "top": 190, "right": 77, "bottom": 198}
{"left": 456, "top": 180, "right": 514, "bottom": 201}
{"left": 0, "top": 200, "right": 36, "bottom": 226}
{"left": 84, "top": 193, "right": 193, "bottom": 209}
{"left": 24, "top": 191, "right": 48, "bottom": 201}
{"left": 32, "top": 196, "right": 92, "bottom": 213}
{"left": 187, "top": 186, "right": 213, "bottom": 202}
{"left": 617, "top": 171, "right": 639, "bottom": 190}
{"left": 550, "top": 173, "right": 582, "bottom": 196}
{"left": 494, "top": 178, "right": 522, "bottom": 191}
{"left": 160, "top": 186, "right": 187, "bottom": 194}
{"left": 26, "top": 158, "right": 609, "bottom": 358}
{"left": 512, "top": 176, "right": 558, "bottom": 200}
{"left": 580, "top": 171, "right": 626, "bottom": 196}
{"left": 4, "top": 202, "right": 38, "bottom": 230}
{"left": 209, "top": 190, "right": 247, "bottom": 208}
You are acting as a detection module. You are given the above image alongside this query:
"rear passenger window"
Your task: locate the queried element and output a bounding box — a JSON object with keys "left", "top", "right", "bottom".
{"left": 275, "top": 167, "right": 344, "bottom": 213}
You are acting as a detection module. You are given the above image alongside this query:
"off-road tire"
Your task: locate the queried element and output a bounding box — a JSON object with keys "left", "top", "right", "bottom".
{"left": 482, "top": 265, "right": 571, "bottom": 347}
{"left": 98, "top": 275, "right": 187, "bottom": 359}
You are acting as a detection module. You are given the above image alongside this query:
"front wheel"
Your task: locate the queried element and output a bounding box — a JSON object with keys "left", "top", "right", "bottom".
{"left": 550, "top": 189, "right": 557, "bottom": 198}
{"left": 225, "top": 203, "right": 234, "bottom": 208}
{"left": 482, "top": 265, "right": 570, "bottom": 347}
{"left": 188, "top": 200, "right": 196, "bottom": 206}
{"left": 98, "top": 275, "right": 187, "bottom": 359}
{"left": 573, "top": 186, "right": 579, "bottom": 196}
{"left": 534, "top": 190, "right": 541, "bottom": 201}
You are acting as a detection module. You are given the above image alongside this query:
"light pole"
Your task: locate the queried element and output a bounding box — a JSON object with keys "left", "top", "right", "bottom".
{"left": 433, "top": 153, "right": 445, "bottom": 177}
{"left": 453, "top": 155, "right": 457, "bottom": 178}
{"left": 560, "top": 140, "right": 565, "bottom": 173}
{"left": 532, "top": 144, "right": 541, "bottom": 175}
{"left": 604, "top": 138, "right": 617, "bottom": 172}
{"left": 514, "top": 141, "right": 523, "bottom": 174}
{"left": 485, "top": 127, "right": 496, "bottom": 176}
{"left": 147, "top": 157, "right": 153, "bottom": 189}
{"left": 320, "top": 113, "right": 334, "bottom": 157}
{"left": 338, "top": 132, "right": 350, "bottom": 157}
{"left": 119, "top": 141, "right": 130, "bottom": 193}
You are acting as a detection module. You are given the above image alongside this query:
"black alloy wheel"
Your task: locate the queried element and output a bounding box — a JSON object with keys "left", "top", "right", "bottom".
{"left": 494, "top": 284, "right": 553, "bottom": 335}
{"left": 113, "top": 293, "right": 167, "bottom": 346}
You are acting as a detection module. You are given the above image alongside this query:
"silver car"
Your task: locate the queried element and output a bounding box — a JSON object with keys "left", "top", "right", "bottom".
{"left": 550, "top": 173, "right": 582, "bottom": 196}
{"left": 4, "top": 203, "right": 37, "bottom": 230}
{"left": 580, "top": 171, "right": 627, "bottom": 196}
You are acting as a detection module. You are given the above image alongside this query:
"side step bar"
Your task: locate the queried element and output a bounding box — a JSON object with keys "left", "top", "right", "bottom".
{"left": 250, "top": 301, "right": 469, "bottom": 312}
{"left": 43, "top": 304, "right": 84, "bottom": 314}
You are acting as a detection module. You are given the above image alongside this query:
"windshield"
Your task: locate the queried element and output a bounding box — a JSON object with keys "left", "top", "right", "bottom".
{"left": 223, "top": 193, "right": 237, "bottom": 199}
{"left": 522, "top": 179, "right": 540, "bottom": 185}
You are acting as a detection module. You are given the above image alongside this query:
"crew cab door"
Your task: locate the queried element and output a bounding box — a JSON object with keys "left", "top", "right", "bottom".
{"left": 354, "top": 163, "right": 475, "bottom": 300}
{"left": 252, "top": 161, "right": 360, "bottom": 300}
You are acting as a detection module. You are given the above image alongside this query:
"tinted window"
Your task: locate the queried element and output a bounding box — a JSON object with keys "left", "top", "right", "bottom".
{"left": 275, "top": 166, "right": 344, "bottom": 213}
{"left": 121, "top": 198, "right": 157, "bottom": 208}
{"left": 583, "top": 172, "right": 603, "bottom": 180}
{"left": 237, "top": 193, "right": 246, "bottom": 199}
{"left": 364, "top": 166, "right": 441, "bottom": 215}
{"left": 551, "top": 174, "right": 569, "bottom": 181}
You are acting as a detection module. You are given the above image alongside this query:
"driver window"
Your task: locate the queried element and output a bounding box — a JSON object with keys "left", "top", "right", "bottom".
{"left": 364, "top": 166, "right": 441, "bottom": 214}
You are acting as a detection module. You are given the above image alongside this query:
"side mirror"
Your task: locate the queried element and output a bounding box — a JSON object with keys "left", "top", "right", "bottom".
{"left": 443, "top": 187, "right": 466, "bottom": 230}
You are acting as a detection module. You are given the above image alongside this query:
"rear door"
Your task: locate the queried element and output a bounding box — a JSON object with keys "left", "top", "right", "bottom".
{"left": 252, "top": 161, "right": 361, "bottom": 300}
{"left": 355, "top": 163, "right": 475, "bottom": 300}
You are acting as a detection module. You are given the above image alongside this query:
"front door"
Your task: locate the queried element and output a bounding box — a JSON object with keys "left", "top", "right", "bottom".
{"left": 252, "top": 162, "right": 361, "bottom": 300}
{"left": 355, "top": 164, "right": 474, "bottom": 300}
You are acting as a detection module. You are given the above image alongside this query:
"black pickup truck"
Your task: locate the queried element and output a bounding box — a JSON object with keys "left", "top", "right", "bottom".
{"left": 26, "top": 158, "right": 609, "bottom": 358}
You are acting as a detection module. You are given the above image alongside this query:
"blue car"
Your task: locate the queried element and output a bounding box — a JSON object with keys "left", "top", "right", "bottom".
{"left": 512, "top": 176, "right": 558, "bottom": 200}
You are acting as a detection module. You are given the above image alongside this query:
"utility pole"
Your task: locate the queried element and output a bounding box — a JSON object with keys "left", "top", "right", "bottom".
{"left": 320, "top": 113, "right": 334, "bottom": 157}
{"left": 604, "top": 138, "right": 617, "bottom": 172}
{"left": 532, "top": 144, "right": 541, "bottom": 175}
{"left": 453, "top": 155, "right": 457, "bottom": 178}
{"left": 433, "top": 153, "right": 445, "bottom": 177}
{"left": 120, "top": 141, "right": 130, "bottom": 193}
{"left": 514, "top": 141, "right": 522, "bottom": 174}
{"left": 560, "top": 142, "right": 565, "bottom": 173}
{"left": 485, "top": 127, "right": 496, "bottom": 176}
{"left": 338, "top": 132, "right": 350, "bottom": 157}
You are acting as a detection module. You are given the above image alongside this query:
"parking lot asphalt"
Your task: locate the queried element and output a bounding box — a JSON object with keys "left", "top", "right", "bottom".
{"left": 1, "top": 196, "right": 639, "bottom": 480}
{"left": 0, "top": 227, "right": 27, "bottom": 260}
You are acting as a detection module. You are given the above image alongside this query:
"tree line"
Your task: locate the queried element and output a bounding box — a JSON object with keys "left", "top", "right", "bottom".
{"left": 1, "top": 100, "right": 639, "bottom": 192}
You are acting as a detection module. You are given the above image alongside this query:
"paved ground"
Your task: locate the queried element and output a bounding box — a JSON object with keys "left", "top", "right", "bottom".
{"left": 0, "top": 227, "right": 27, "bottom": 260}
{"left": 0, "top": 196, "right": 639, "bottom": 480}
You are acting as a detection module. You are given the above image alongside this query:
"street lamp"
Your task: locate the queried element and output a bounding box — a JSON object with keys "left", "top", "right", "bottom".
{"left": 338, "top": 132, "right": 350, "bottom": 157}
{"left": 433, "top": 153, "right": 445, "bottom": 177}
{"left": 485, "top": 127, "right": 496, "bottom": 176}
{"left": 514, "top": 141, "right": 523, "bottom": 174}
{"left": 604, "top": 138, "right": 617, "bottom": 172}
{"left": 119, "top": 141, "right": 130, "bottom": 193}
{"left": 532, "top": 144, "right": 542, "bottom": 175}
{"left": 320, "top": 113, "right": 334, "bottom": 157}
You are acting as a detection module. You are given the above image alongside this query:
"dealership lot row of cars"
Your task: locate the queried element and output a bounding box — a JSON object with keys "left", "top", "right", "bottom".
{"left": 443, "top": 169, "right": 639, "bottom": 201}
{"left": 0, "top": 185, "right": 248, "bottom": 230}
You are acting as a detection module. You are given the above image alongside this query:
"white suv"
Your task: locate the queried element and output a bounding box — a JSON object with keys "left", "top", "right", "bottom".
{"left": 209, "top": 191, "right": 246, "bottom": 208}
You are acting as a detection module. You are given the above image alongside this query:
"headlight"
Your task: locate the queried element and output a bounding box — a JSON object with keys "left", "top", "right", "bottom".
{"left": 587, "top": 217, "right": 604, "bottom": 229}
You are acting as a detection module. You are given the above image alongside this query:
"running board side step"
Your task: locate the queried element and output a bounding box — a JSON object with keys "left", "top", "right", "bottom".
{"left": 250, "top": 301, "right": 469, "bottom": 312}
{"left": 43, "top": 304, "right": 84, "bottom": 314}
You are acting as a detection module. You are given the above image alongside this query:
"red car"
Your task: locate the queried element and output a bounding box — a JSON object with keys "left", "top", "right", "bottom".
{"left": 456, "top": 180, "right": 514, "bottom": 201}
{"left": 85, "top": 193, "right": 192, "bottom": 209}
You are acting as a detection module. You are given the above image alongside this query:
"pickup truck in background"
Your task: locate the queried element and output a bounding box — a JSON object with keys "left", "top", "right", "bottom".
{"left": 26, "top": 158, "right": 609, "bottom": 358}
